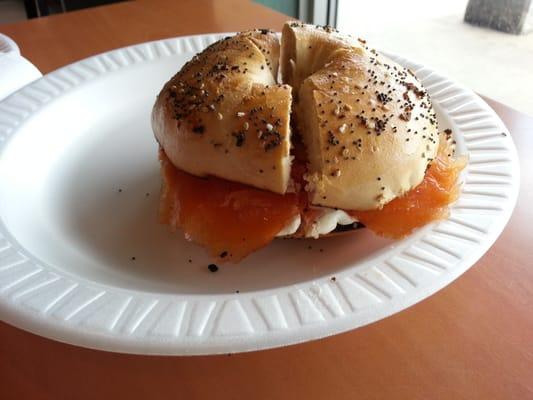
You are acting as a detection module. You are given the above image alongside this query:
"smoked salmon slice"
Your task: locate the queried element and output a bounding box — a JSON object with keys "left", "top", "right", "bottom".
{"left": 159, "top": 150, "right": 300, "bottom": 262}
{"left": 350, "top": 135, "right": 466, "bottom": 238}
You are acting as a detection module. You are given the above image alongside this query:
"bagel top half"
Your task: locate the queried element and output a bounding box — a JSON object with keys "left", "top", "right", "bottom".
{"left": 281, "top": 23, "right": 438, "bottom": 210}
{"left": 153, "top": 23, "right": 439, "bottom": 211}
{"left": 152, "top": 29, "right": 292, "bottom": 194}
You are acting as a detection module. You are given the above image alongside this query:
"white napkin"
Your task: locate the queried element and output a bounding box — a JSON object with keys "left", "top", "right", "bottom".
{"left": 0, "top": 33, "right": 42, "bottom": 101}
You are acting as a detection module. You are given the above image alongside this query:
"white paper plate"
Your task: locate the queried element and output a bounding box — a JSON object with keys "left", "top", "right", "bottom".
{"left": 0, "top": 34, "right": 519, "bottom": 355}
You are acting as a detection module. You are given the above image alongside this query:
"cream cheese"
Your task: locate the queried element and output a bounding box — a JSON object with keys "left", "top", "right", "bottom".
{"left": 276, "top": 214, "right": 302, "bottom": 236}
{"left": 276, "top": 208, "right": 357, "bottom": 238}
{"left": 305, "top": 209, "right": 357, "bottom": 238}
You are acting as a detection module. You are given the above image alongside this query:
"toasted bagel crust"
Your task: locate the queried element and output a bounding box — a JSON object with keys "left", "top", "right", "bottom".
{"left": 154, "top": 24, "right": 440, "bottom": 210}
{"left": 281, "top": 23, "right": 439, "bottom": 210}
{"left": 152, "top": 30, "right": 293, "bottom": 194}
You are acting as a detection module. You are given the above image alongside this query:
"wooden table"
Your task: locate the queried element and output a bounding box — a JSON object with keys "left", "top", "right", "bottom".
{"left": 1, "top": 1, "right": 532, "bottom": 399}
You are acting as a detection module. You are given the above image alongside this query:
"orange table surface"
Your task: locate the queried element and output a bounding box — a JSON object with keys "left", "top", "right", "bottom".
{"left": 1, "top": 1, "right": 532, "bottom": 399}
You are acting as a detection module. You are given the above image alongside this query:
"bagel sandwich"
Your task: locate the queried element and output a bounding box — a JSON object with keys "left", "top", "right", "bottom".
{"left": 152, "top": 23, "right": 465, "bottom": 262}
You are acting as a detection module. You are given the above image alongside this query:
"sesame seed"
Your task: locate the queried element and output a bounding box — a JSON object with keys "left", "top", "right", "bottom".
{"left": 217, "top": 112, "right": 223, "bottom": 120}
{"left": 236, "top": 111, "right": 245, "bottom": 117}
{"left": 266, "top": 123, "right": 273, "bottom": 131}
{"left": 339, "top": 123, "right": 347, "bottom": 133}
